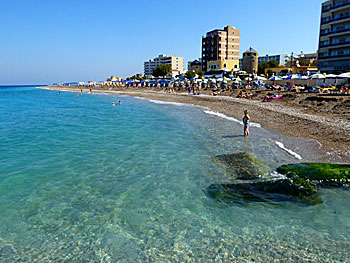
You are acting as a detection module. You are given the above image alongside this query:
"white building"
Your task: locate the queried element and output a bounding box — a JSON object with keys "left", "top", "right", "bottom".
{"left": 144, "top": 54, "right": 184, "bottom": 77}
{"left": 258, "top": 54, "right": 291, "bottom": 66}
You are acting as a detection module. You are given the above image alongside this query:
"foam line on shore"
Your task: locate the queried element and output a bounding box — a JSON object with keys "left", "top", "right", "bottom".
{"left": 275, "top": 141, "right": 302, "bottom": 160}
{"left": 204, "top": 110, "right": 261, "bottom": 128}
{"left": 148, "top": 99, "right": 196, "bottom": 107}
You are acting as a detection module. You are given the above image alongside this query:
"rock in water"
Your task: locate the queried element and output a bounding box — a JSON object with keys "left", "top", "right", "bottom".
{"left": 212, "top": 152, "right": 270, "bottom": 180}
{"left": 207, "top": 178, "right": 321, "bottom": 205}
{"left": 276, "top": 163, "right": 350, "bottom": 186}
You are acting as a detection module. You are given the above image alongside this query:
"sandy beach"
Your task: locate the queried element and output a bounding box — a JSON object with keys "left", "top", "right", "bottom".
{"left": 43, "top": 85, "right": 350, "bottom": 162}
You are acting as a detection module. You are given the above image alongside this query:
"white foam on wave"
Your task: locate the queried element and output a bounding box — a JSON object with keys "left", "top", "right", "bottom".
{"left": 148, "top": 99, "right": 194, "bottom": 107}
{"left": 203, "top": 110, "right": 261, "bottom": 128}
{"left": 275, "top": 141, "right": 302, "bottom": 160}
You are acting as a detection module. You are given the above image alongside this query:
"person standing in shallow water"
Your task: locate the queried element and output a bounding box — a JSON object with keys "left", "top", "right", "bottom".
{"left": 243, "top": 110, "right": 250, "bottom": 136}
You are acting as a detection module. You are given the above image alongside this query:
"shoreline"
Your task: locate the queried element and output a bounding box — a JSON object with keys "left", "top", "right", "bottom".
{"left": 41, "top": 85, "right": 350, "bottom": 162}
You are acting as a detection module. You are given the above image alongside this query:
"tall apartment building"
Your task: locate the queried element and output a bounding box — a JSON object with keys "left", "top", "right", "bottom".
{"left": 201, "top": 25, "right": 240, "bottom": 72}
{"left": 144, "top": 54, "right": 184, "bottom": 76}
{"left": 318, "top": 0, "right": 350, "bottom": 73}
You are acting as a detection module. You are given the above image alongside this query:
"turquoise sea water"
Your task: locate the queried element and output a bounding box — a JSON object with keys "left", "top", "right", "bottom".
{"left": 0, "top": 86, "right": 349, "bottom": 262}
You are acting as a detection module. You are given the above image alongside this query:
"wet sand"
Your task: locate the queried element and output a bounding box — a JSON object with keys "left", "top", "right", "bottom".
{"left": 42, "top": 86, "right": 350, "bottom": 162}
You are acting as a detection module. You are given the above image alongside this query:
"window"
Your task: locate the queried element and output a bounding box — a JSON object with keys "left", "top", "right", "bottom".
{"left": 223, "top": 63, "right": 227, "bottom": 68}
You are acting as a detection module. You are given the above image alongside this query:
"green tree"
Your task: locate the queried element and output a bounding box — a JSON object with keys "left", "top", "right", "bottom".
{"left": 258, "top": 62, "right": 269, "bottom": 75}
{"left": 197, "top": 71, "right": 204, "bottom": 78}
{"left": 267, "top": 60, "right": 279, "bottom": 68}
{"left": 258, "top": 60, "right": 279, "bottom": 75}
{"left": 185, "top": 70, "right": 196, "bottom": 79}
{"left": 153, "top": 64, "right": 172, "bottom": 77}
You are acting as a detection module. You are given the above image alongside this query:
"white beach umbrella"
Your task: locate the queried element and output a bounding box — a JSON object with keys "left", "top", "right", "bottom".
{"left": 325, "top": 74, "right": 338, "bottom": 78}
{"left": 301, "top": 76, "right": 309, "bottom": 79}
{"left": 310, "top": 73, "right": 325, "bottom": 79}
{"left": 338, "top": 72, "right": 350, "bottom": 78}
{"left": 255, "top": 76, "right": 267, "bottom": 81}
{"left": 217, "top": 78, "right": 224, "bottom": 82}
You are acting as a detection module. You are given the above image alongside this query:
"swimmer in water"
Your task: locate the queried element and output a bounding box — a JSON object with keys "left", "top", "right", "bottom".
{"left": 112, "top": 102, "right": 116, "bottom": 106}
{"left": 242, "top": 110, "right": 250, "bottom": 137}
{"left": 118, "top": 101, "right": 121, "bottom": 105}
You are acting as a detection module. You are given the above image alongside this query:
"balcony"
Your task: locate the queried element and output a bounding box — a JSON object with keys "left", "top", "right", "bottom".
{"left": 320, "top": 27, "right": 350, "bottom": 36}
{"left": 318, "top": 52, "right": 350, "bottom": 60}
{"left": 319, "top": 39, "right": 350, "bottom": 47}
{"left": 322, "top": 1, "right": 350, "bottom": 13}
{"left": 321, "top": 14, "right": 350, "bottom": 25}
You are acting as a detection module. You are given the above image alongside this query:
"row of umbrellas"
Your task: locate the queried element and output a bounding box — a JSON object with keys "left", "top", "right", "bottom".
{"left": 268, "top": 73, "right": 350, "bottom": 81}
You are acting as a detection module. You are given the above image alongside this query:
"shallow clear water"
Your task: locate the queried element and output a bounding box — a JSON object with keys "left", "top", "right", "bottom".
{"left": 0, "top": 86, "right": 349, "bottom": 262}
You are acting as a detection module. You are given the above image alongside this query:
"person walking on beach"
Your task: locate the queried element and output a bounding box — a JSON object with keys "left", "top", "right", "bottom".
{"left": 243, "top": 110, "right": 250, "bottom": 137}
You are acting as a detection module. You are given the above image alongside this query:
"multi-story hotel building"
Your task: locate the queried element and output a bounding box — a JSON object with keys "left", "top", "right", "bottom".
{"left": 144, "top": 54, "right": 184, "bottom": 77}
{"left": 318, "top": 0, "right": 350, "bottom": 73}
{"left": 201, "top": 25, "right": 240, "bottom": 72}
{"left": 258, "top": 54, "right": 291, "bottom": 66}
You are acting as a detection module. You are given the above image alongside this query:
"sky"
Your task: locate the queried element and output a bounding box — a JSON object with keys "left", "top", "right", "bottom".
{"left": 0, "top": 0, "right": 323, "bottom": 84}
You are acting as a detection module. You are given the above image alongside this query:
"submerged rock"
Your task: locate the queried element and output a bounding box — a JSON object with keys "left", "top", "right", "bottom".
{"left": 212, "top": 152, "right": 270, "bottom": 180}
{"left": 276, "top": 163, "right": 350, "bottom": 186}
{"left": 207, "top": 178, "right": 321, "bottom": 205}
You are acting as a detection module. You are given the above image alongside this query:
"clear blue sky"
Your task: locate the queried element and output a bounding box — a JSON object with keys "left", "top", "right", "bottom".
{"left": 0, "top": 0, "right": 322, "bottom": 84}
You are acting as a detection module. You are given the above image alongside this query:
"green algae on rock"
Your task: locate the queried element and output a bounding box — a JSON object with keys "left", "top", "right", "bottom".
{"left": 276, "top": 163, "right": 350, "bottom": 186}
{"left": 207, "top": 178, "right": 321, "bottom": 205}
{"left": 212, "top": 152, "right": 271, "bottom": 180}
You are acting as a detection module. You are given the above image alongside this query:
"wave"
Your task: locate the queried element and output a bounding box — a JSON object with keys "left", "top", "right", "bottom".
{"left": 275, "top": 141, "right": 302, "bottom": 160}
{"left": 204, "top": 110, "right": 261, "bottom": 128}
{"left": 148, "top": 99, "right": 195, "bottom": 107}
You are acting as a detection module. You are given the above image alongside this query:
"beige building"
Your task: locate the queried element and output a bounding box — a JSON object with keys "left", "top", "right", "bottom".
{"left": 201, "top": 25, "right": 240, "bottom": 72}
{"left": 319, "top": 0, "right": 350, "bottom": 72}
{"left": 144, "top": 54, "right": 184, "bottom": 77}
{"left": 242, "top": 48, "right": 258, "bottom": 74}
{"left": 188, "top": 59, "right": 202, "bottom": 73}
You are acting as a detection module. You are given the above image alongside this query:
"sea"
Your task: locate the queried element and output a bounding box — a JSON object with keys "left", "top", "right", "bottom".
{"left": 0, "top": 85, "right": 349, "bottom": 262}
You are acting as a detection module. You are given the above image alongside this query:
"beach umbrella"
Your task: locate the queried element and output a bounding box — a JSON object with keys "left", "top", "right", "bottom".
{"left": 255, "top": 76, "right": 267, "bottom": 81}
{"left": 338, "top": 72, "right": 350, "bottom": 78}
{"left": 325, "top": 74, "right": 338, "bottom": 78}
{"left": 310, "top": 73, "right": 325, "bottom": 79}
{"left": 286, "top": 74, "right": 301, "bottom": 80}
{"left": 269, "top": 76, "right": 282, "bottom": 81}
{"left": 217, "top": 78, "right": 224, "bottom": 82}
{"left": 300, "top": 76, "right": 309, "bottom": 79}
